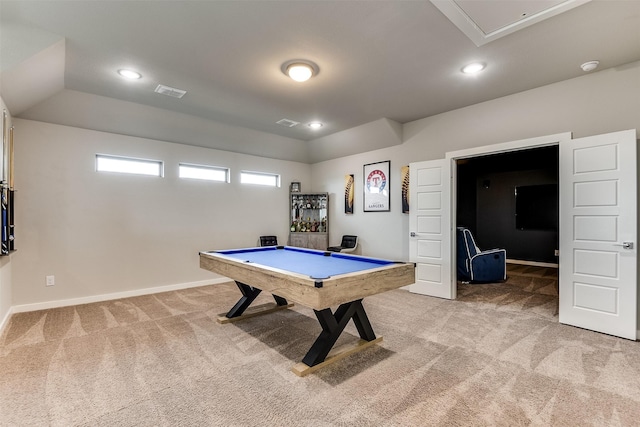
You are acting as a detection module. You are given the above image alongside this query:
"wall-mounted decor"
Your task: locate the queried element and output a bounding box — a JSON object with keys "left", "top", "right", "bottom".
{"left": 363, "top": 160, "right": 390, "bottom": 212}
{"left": 401, "top": 165, "right": 410, "bottom": 214}
{"left": 9, "top": 126, "right": 14, "bottom": 189}
{"left": 8, "top": 126, "right": 14, "bottom": 251}
{"left": 344, "top": 174, "right": 354, "bottom": 214}
{"left": 0, "top": 110, "right": 5, "bottom": 182}
{"left": 0, "top": 110, "right": 12, "bottom": 255}
{"left": 1, "top": 188, "right": 8, "bottom": 254}
{"left": 290, "top": 181, "right": 301, "bottom": 192}
{"left": 0, "top": 110, "right": 16, "bottom": 255}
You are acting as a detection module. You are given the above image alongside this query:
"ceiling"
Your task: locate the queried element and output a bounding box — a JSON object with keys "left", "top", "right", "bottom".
{"left": 1, "top": 1, "right": 639, "bottom": 163}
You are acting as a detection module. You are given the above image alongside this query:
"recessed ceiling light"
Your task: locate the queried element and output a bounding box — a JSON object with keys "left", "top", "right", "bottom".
{"left": 281, "top": 60, "right": 319, "bottom": 82}
{"left": 580, "top": 60, "right": 599, "bottom": 72}
{"left": 117, "top": 69, "right": 142, "bottom": 79}
{"left": 308, "top": 122, "right": 323, "bottom": 129}
{"left": 462, "top": 62, "right": 485, "bottom": 74}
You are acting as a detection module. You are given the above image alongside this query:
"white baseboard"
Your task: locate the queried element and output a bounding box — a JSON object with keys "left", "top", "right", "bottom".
{"left": 506, "top": 259, "right": 559, "bottom": 268}
{"left": 0, "top": 306, "right": 14, "bottom": 337}
{"left": 10, "top": 278, "right": 230, "bottom": 314}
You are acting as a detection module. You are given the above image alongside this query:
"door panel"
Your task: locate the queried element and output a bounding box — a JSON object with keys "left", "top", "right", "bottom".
{"left": 574, "top": 216, "right": 617, "bottom": 241}
{"left": 559, "top": 129, "right": 637, "bottom": 340}
{"left": 418, "top": 239, "right": 442, "bottom": 258}
{"left": 409, "top": 159, "right": 453, "bottom": 299}
{"left": 573, "top": 282, "right": 617, "bottom": 314}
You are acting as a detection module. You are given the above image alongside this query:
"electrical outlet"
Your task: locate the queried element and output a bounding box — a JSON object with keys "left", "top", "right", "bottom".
{"left": 46, "top": 275, "right": 55, "bottom": 286}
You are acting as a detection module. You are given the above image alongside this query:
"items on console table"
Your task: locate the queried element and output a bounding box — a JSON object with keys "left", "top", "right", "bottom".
{"left": 289, "top": 192, "right": 328, "bottom": 249}
{"left": 199, "top": 245, "right": 415, "bottom": 376}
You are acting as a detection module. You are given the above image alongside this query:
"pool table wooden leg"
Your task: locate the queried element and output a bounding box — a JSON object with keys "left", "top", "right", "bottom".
{"left": 226, "top": 282, "right": 263, "bottom": 318}
{"left": 300, "top": 299, "right": 377, "bottom": 367}
{"left": 217, "top": 281, "right": 294, "bottom": 324}
{"left": 350, "top": 300, "right": 377, "bottom": 341}
{"left": 272, "top": 294, "right": 289, "bottom": 306}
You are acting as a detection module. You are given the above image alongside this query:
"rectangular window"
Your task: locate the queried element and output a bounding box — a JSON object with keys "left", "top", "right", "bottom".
{"left": 240, "top": 171, "right": 280, "bottom": 187}
{"left": 96, "top": 154, "right": 163, "bottom": 177}
{"left": 179, "top": 163, "right": 229, "bottom": 182}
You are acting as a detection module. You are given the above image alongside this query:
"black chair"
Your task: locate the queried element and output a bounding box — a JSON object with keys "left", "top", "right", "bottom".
{"left": 259, "top": 235, "right": 278, "bottom": 246}
{"left": 327, "top": 235, "right": 358, "bottom": 253}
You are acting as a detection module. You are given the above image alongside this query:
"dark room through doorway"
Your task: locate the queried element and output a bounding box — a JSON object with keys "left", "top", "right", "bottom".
{"left": 455, "top": 145, "right": 560, "bottom": 299}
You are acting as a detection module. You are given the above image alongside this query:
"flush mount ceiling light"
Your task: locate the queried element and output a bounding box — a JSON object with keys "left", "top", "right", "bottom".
{"left": 117, "top": 69, "right": 142, "bottom": 79}
{"left": 308, "top": 122, "right": 323, "bottom": 129}
{"left": 462, "top": 62, "right": 485, "bottom": 74}
{"left": 580, "top": 60, "right": 600, "bottom": 72}
{"left": 281, "top": 60, "right": 319, "bottom": 82}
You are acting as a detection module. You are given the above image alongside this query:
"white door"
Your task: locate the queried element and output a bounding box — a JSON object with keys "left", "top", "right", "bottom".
{"left": 409, "top": 159, "right": 454, "bottom": 299}
{"left": 559, "top": 129, "right": 637, "bottom": 340}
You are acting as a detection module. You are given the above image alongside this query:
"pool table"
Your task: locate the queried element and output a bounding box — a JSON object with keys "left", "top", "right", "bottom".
{"left": 199, "top": 245, "right": 415, "bottom": 376}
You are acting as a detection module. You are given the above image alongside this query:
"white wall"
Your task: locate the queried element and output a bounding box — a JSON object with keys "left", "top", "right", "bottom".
{"left": 311, "top": 61, "right": 640, "bottom": 262}
{"left": 12, "top": 120, "right": 311, "bottom": 307}
{"left": 8, "top": 61, "right": 640, "bottom": 317}
{"left": 0, "top": 97, "right": 12, "bottom": 329}
{"left": 402, "top": 62, "right": 640, "bottom": 159}
{"left": 311, "top": 146, "right": 411, "bottom": 261}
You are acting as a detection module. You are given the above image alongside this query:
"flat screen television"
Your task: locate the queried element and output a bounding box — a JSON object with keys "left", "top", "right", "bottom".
{"left": 515, "top": 184, "right": 558, "bottom": 231}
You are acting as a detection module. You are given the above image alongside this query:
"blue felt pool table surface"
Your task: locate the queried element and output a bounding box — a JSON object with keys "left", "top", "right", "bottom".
{"left": 217, "top": 246, "right": 395, "bottom": 280}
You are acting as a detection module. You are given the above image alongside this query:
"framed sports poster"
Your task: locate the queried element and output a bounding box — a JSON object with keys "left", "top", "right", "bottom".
{"left": 401, "top": 165, "right": 410, "bottom": 214}
{"left": 344, "top": 174, "right": 354, "bottom": 214}
{"left": 363, "top": 160, "right": 390, "bottom": 212}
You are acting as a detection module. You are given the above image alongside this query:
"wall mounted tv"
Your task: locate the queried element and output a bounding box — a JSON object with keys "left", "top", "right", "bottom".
{"left": 515, "top": 184, "right": 558, "bottom": 231}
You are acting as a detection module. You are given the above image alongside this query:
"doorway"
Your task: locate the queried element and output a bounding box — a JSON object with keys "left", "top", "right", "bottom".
{"left": 454, "top": 145, "right": 560, "bottom": 311}
{"left": 409, "top": 130, "right": 638, "bottom": 340}
{"left": 455, "top": 145, "right": 559, "bottom": 266}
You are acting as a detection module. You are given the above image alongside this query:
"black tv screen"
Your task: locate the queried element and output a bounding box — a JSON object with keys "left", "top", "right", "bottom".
{"left": 515, "top": 184, "right": 558, "bottom": 231}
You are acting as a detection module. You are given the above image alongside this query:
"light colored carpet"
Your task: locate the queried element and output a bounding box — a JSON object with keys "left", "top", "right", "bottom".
{"left": 504, "top": 264, "right": 559, "bottom": 296}
{"left": 1, "top": 280, "right": 639, "bottom": 426}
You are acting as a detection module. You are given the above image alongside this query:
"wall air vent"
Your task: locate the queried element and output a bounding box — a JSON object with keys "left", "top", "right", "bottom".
{"left": 276, "top": 118, "right": 300, "bottom": 128}
{"left": 154, "top": 84, "right": 187, "bottom": 99}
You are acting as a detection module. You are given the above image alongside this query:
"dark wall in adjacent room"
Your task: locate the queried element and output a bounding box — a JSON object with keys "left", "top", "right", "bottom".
{"left": 456, "top": 146, "right": 559, "bottom": 263}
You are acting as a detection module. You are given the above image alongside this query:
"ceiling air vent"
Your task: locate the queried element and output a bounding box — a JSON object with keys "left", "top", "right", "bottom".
{"left": 154, "top": 84, "right": 187, "bottom": 99}
{"left": 276, "top": 118, "right": 300, "bottom": 128}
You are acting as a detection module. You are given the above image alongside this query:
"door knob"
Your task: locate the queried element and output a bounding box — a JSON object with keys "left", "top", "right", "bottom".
{"left": 410, "top": 232, "right": 417, "bottom": 237}
{"left": 613, "top": 242, "right": 634, "bottom": 249}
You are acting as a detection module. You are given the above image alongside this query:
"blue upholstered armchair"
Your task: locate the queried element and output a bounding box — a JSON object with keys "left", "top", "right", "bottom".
{"left": 456, "top": 227, "right": 506, "bottom": 283}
